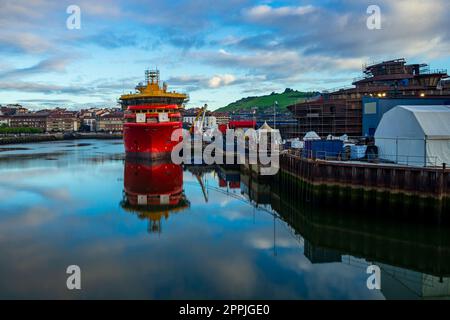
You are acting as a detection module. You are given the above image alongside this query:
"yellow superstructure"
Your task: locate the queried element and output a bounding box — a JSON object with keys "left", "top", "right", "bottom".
{"left": 119, "top": 70, "right": 188, "bottom": 109}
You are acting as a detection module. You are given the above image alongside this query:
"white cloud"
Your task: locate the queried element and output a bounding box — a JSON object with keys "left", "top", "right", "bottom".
{"left": 244, "top": 4, "right": 316, "bottom": 20}
{"left": 167, "top": 73, "right": 239, "bottom": 90}
{"left": 239, "top": 0, "right": 450, "bottom": 61}
{"left": 80, "top": 1, "right": 123, "bottom": 18}
{"left": 1, "top": 0, "right": 449, "bottom": 109}
{"left": 194, "top": 49, "right": 363, "bottom": 82}
{"left": 0, "top": 32, "right": 52, "bottom": 54}
{"left": 208, "top": 74, "right": 236, "bottom": 88}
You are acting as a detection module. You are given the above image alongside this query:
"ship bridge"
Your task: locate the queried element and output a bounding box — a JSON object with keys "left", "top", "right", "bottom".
{"left": 119, "top": 69, "right": 189, "bottom": 109}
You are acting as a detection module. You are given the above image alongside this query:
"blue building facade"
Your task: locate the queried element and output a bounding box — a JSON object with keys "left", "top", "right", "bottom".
{"left": 362, "top": 97, "right": 450, "bottom": 136}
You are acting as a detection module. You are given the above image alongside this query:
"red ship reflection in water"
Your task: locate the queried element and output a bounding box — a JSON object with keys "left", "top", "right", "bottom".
{"left": 121, "top": 160, "right": 190, "bottom": 234}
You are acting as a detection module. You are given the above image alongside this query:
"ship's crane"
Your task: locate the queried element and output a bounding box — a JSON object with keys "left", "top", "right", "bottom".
{"left": 195, "top": 174, "right": 209, "bottom": 203}
{"left": 186, "top": 104, "right": 208, "bottom": 202}
{"left": 184, "top": 165, "right": 210, "bottom": 203}
{"left": 190, "top": 104, "right": 208, "bottom": 134}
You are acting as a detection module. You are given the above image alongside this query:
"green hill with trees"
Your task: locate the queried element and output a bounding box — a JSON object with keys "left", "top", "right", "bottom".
{"left": 215, "top": 88, "right": 318, "bottom": 113}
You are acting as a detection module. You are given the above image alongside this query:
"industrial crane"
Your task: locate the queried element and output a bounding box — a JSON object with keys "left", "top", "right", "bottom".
{"left": 189, "top": 104, "right": 208, "bottom": 134}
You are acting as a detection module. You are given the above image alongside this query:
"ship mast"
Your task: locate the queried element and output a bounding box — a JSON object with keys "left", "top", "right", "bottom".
{"left": 145, "top": 69, "right": 160, "bottom": 85}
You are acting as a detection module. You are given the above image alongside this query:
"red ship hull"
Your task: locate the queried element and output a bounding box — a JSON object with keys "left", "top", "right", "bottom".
{"left": 123, "top": 121, "right": 182, "bottom": 160}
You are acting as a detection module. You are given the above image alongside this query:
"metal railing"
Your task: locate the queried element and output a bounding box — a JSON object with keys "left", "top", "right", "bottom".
{"left": 322, "top": 85, "right": 355, "bottom": 94}
{"left": 419, "top": 68, "right": 448, "bottom": 75}
{"left": 362, "top": 58, "right": 406, "bottom": 70}
{"left": 288, "top": 148, "right": 442, "bottom": 168}
{"left": 352, "top": 76, "right": 370, "bottom": 83}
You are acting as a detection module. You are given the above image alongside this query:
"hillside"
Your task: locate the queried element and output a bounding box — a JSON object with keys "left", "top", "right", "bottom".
{"left": 215, "top": 89, "right": 318, "bottom": 113}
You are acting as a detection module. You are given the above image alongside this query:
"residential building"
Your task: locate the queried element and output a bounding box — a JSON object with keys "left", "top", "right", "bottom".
{"left": 78, "top": 109, "right": 98, "bottom": 132}
{"left": 96, "top": 112, "right": 124, "bottom": 132}
{"left": 9, "top": 112, "right": 49, "bottom": 131}
{"left": 1, "top": 105, "right": 27, "bottom": 116}
{"left": 211, "top": 112, "right": 230, "bottom": 125}
{"left": 82, "top": 118, "right": 97, "bottom": 132}
{"left": 0, "top": 116, "right": 10, "bottom": 126}
{"left": 46, "top": 112, "right": 79, "bottom": 132}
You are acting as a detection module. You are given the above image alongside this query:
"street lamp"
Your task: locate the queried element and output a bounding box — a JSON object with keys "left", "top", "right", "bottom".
{"left": 273, "top": 101, "right": 278, "bottom": 129}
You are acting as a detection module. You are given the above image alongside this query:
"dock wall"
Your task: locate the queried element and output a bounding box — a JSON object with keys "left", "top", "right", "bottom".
{"left": 278, "top": 153, "right": 450, "bottom": 212}
{"left": 0, "top": 133, "right": 123, "bottom": 145}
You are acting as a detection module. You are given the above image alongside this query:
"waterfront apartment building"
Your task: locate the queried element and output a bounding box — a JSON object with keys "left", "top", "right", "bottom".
{"left": 2, "top": 107, "right": 125, "bottom": 133}
{"left": 78, "top": 108, "right": 102, "bottom": 132}
{"left": 46, "top": 112, "right": 79, "bottom": 132}
{"left": 9, "top": 112, "right": 49, "bottom": 131}
{"left": 0, "top": 116, "right": 9, "bottom": 126}
{"left": 96, "top": 112, "right": 124, "bottom": 132}
{"left": 288, "top": 58, "right": 450, "bottom": 137}
{"left": 82, "top": 118, "right": 97, "bottom": 132}
{"left": 9, "top": 110, "right": 78, "bottom": 132}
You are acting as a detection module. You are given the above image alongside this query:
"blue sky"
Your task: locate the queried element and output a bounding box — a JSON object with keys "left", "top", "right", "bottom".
{"left": 0, "top": 0, "right": 449, "bottom": 110}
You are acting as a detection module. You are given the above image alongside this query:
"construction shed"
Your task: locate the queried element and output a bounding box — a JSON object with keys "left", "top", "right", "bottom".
{"left": 375, "top": 105, "right": 450, "bottom": 167}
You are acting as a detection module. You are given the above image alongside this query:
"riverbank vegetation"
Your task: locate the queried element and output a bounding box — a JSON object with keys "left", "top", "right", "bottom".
{"left": 0, "top": 125, "right": 44, "bottom": 134}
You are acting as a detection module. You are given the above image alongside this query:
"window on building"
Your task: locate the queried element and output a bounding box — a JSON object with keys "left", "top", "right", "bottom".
{"left": 364, "top": 102, "right": 377, "bottom": 114}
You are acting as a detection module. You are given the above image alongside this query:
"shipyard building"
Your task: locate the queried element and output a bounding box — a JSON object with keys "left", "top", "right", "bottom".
{"left": 288, "top": 58, "right": 450, "bottom": 137}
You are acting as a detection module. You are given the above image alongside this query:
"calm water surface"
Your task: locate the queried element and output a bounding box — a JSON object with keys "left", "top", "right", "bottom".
{"left": 0, "top": 140, "right": 448, "bottom": 299}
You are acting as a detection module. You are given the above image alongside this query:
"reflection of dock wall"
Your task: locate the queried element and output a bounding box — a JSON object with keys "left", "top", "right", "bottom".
{"left": 273, "top": 190, "right": 450, "bottom": 277}
{"left": 239, "top": 161, "right": 450, "bottom": 297}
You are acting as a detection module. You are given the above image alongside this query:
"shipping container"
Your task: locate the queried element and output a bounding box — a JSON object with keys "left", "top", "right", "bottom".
{"left": 303, "top": 140, "right": 343, "bottom": 159}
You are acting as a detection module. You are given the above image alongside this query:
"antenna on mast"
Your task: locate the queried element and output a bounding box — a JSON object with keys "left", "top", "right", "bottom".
{"left": 145, "top": 69, "right": 160, "bottom": 85}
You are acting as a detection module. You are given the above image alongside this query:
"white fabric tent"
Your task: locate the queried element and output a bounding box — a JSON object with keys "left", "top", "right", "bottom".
{"left": 375, "top": 105, "right": 450, "bottom": 167}
{"left": 303, "top": 131, "right": 321, "bottom": 141}
{"left": 256, "top": 121, "right": 282, "bottom": 144}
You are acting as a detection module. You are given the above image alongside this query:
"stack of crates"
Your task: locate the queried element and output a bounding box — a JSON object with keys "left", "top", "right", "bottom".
{"left": 350, "top": 145, "right": 368, "bottom": 160}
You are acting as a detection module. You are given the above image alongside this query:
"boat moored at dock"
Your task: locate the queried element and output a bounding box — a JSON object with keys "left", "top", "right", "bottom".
{"left": 120, "top": 70, "right": 188, "bottom": 159}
